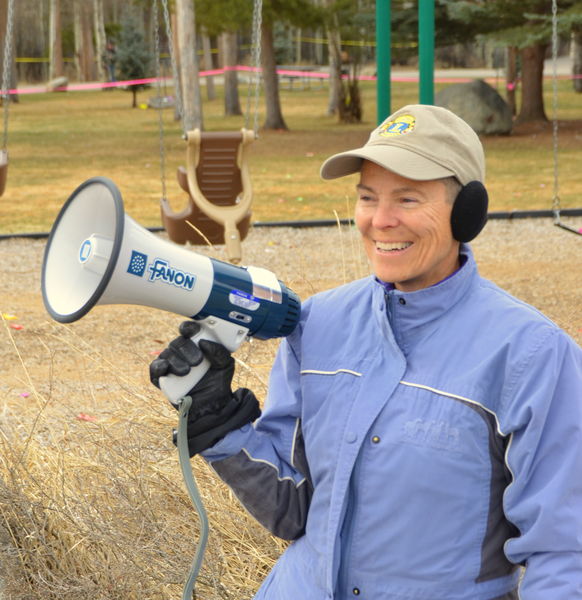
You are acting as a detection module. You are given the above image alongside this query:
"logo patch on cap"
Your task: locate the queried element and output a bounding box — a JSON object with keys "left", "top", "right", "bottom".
{"left": 378, "top": 114, "right": 416, "bottom": 137}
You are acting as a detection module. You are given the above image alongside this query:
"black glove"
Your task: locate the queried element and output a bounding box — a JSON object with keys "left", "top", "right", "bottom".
{"left": 150, "top": 320, "right": 261, "bottom": 456}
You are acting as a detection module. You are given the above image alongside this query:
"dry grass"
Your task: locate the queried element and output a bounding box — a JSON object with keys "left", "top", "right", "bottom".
{"left": 1, "top": 78, "right": 581, "bottom": 234}
{"left": 0, "top": 307, "right": 287, "bottom": 600}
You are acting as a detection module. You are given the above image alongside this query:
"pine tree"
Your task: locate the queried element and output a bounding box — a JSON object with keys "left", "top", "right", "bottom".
{"left": 445, "top": 0, "right": 582, "bottom": 124}
{"left": 116, "top": 11, "right": 152, "bottom": 108}
{"left": 327, "top": 0, "right": 374, "bottom": 123}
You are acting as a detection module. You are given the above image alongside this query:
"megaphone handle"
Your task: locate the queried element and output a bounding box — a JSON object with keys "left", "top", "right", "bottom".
{"left": 159, "top": 354, "right": 211, "bottom": 405}
{"left": 159, "top": 317, "right": 250, "bottom": 405}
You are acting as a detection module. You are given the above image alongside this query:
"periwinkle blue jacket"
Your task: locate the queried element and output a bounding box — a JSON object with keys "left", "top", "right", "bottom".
{"left": 203, "top": 245, "right": 582, "bottom": 600}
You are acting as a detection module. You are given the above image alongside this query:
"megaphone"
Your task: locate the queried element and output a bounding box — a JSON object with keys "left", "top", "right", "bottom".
{"left": 41, "top": 177, "right": 301, "bottom": 403}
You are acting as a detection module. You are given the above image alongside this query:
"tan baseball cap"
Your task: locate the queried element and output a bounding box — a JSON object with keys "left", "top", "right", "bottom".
{"left": 320, "top": 104, "right": 485, "bottom": 185}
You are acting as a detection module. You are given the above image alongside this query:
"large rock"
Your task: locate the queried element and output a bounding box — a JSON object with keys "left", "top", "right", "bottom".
{"left": 46, "top": 76, "right": 68, "bottom": 92}
{"left": 147, "top": 95, "right": 175, "bottom": 109}
{"left": 435, "top": 79, "right": 513, "bottom": 135}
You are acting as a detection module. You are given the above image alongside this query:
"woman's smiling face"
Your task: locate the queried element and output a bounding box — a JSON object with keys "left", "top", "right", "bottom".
{"left": 355, "top": 160, "right": 461, "bottom": 292}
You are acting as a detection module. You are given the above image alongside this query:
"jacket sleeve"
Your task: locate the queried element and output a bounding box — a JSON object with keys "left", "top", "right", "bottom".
{"left": 501, "top": 326, "right": 582, "bottom": 599}
{"left": 200, "top": 330, "right": 313, "bottom": 541}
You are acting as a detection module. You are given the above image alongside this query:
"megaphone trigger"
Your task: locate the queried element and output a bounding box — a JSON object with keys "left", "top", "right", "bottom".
{"left": 159, "top": 316, "right": 249, "bottom": 405}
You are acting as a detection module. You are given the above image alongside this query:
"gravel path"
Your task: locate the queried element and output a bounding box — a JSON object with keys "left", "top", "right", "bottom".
{"left": 1, "top": 216, "right": 581, "bottom": 345}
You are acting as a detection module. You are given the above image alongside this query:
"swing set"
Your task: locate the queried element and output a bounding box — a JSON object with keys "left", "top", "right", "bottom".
{"left": 153, "top": 0, "right": 263, "bottom": 264}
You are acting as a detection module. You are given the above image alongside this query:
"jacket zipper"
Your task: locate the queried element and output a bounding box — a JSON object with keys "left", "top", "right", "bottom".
{"left": 337, "top": 456, "right": 363, "bottom": 598}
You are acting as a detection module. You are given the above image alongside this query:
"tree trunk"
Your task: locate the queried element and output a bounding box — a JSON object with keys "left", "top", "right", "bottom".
{"left": 0, "top": 0, "right": 5, "bottom": 87}
{"left": 314, "top": 28, "right": 324, "bottom": 64}
{"left": 201, "top": 29, "right": 215, "bottom": 101}
{"left": 337, "top": 59, "right": 362, "bottom": 124}
{"left": 295, "top": 27, "right": 302, "bottom": 64}
{"left": 515, "top": 43, "right": 547, "bottom": 124}
{"left": 176, "top": 0, "right": 202, "bottom": 131}
{"left": 261, "top": 22, "right": 288, "bottom": 131}
{"left": 505, "top": 46, "right": 517, "bottom": 116}
{"left": 573, "top": 27, "right": 582, "bottom": 93}
{"left": 324, "top": 0, "right": 342, "bottom": 116}
{"left": 93, "top": 0, "right": 107, "bottom": 82}
{"left": 111, "top": 1, "right": 119, "bottom": 26}
{"left": 0, "top": 0, "right": 17, "bottom": 103}
{"left": 74, "top": 0, "right": 96, "bottom": 82}
{"left": 49, "top": 0, "right": 64, "bottom": 79}
{"left": 73, "top": 1, "right": 83, "bottom": 80}
{"left": 84, "top": 6, "right": 96, "bottom": 81}
{"left": 221, "top": 31, "right": 241, "bottom": 116}
{"left": 326, "top": 26, "right": 342, "bottom": 116}
{"left": 171, "top": 10, "right": 181, "bottom": 123}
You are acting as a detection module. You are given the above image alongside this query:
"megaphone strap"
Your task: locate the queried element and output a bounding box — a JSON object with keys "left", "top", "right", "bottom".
{"left": 176, "top": 395, "right": 209, "bottom": 600}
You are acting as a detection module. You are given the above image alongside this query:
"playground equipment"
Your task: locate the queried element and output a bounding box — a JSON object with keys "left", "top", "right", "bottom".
{"left": 550, "top": 0, "right": 581, "bottom": 236}
{"left": 155, "top": 0, "right": 263, "bottom": 263}
{"left": 172, "top": 128, "right": 255, "bottom": 253}
{"left": 0, "top": 0, "right": 15, "bottom": 197}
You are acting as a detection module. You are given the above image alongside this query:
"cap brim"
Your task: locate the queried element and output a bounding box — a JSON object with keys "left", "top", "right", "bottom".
{"left": 320, "top": 145, "right": 456, "bottom": 181}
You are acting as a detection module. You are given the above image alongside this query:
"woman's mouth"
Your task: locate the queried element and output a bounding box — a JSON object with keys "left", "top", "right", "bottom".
{"left": 375, "top": 241, "right": 413, "bottom": 253}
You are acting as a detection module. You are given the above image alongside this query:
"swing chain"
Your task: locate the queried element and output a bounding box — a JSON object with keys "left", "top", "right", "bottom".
{"left": 1, "top": 0, "right": 15, "bottom": 151}
{"left": 550, "top": 0, "right": 560, "bottom": 222}
{"left": 245, "top": 0, "right": 263, "bottom": 136}
{"left": 153, "top": 0, "right": 168, "bottom": 202}
{"left": 157, "top": 0, "right": 261, "bottom": 137}
{"left": 160, "top": 0, "right": 186, "bottom": 137}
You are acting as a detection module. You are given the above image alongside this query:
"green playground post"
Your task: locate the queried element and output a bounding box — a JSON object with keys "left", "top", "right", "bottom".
{"left": 376, "top": 0, "right": 391, "bottom": 124}
{"left": 418, "top": 0, "right": 435, "bottom": 105}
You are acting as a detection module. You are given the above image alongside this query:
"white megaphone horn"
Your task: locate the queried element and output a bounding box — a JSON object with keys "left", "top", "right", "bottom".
{"left": 41, "top": 177, "right": 301, "bottom": 403}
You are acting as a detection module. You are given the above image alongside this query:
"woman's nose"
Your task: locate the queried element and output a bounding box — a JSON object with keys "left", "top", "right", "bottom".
{"left": 372, "top": 200, "right": 400, "bottom": 229}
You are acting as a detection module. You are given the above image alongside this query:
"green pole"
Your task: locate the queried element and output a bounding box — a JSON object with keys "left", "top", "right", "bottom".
{"left": 376, "top": 0, "right": 391, "bottom": 124}
{"left": 418, "top": 0, "right": 434, "bottom": 105}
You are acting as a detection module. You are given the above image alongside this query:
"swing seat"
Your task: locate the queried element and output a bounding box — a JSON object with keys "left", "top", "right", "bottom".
{"left": 0, "top": 150, "right": 7, "bottom": 197}
{"left": 161, "top": 129, "right": 254, "bottom": 262}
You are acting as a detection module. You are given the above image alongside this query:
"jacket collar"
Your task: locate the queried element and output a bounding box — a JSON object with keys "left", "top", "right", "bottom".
{"left": 373, "top": 244, "right": 477, "bottom": 352}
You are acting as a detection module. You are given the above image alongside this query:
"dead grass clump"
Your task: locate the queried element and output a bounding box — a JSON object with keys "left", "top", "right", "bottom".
{"left": 0, "top": 316, "right": 291, "bottom": 600}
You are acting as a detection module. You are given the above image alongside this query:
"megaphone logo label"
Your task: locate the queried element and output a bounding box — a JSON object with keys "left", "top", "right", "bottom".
{"left": 147, "top": 258, "right": 196, "bottom": 291}
{"left": 79, "top": 239, "right": 93, "bottom": 263}
{"left": 127, "top": 251, "right": 195, "bottom": 291}
{"left": 127, "top": 251, "right": 148, "bottom": 277}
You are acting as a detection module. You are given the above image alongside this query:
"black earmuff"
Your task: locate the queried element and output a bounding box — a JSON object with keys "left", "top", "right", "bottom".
{"left": 450, "top": 180, "right": 489, "bottom": 243}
